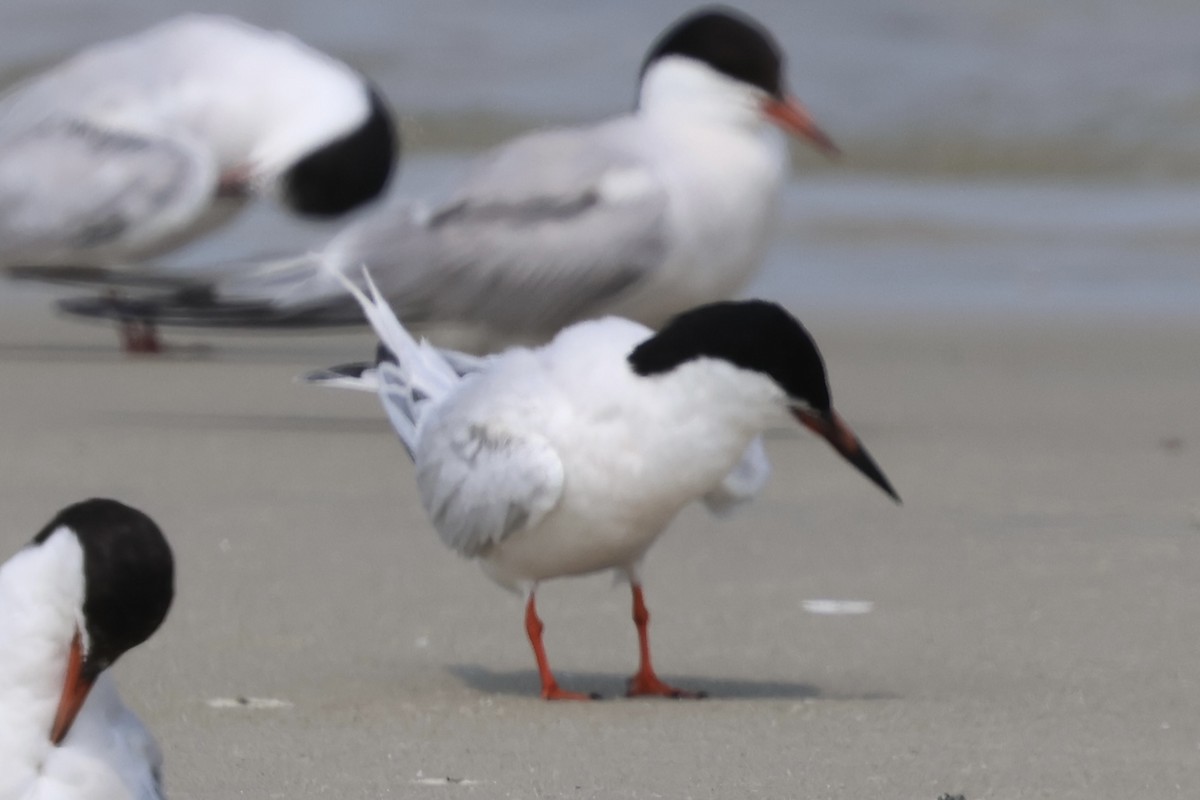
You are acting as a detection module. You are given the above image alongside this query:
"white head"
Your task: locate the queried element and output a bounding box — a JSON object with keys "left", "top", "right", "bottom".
{"left": 636, "top": 6, "right": 838, "bottom": 154}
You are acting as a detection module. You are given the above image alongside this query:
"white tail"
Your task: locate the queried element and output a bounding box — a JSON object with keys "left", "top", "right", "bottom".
{"left": 335, "top": 268, "right": 461, "bottom": 457}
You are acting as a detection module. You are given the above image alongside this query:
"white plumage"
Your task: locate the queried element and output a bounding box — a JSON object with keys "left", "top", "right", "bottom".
{"left": 1, "top": 14, "right": 397, "bottom": 351}
{"left": 76, "top": 8, "right": 836, "bottom": 354}
{"left": 0, "top": 14, "right": 393, "bottom": 267}
{"left": 0, "top": 500, "right": 172, "bottom": 799}
{"left": 320, "top": 270, "right": 897, "bottom": 699}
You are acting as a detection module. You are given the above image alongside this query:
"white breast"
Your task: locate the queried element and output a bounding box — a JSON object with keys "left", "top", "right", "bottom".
{"left": 609, "top": 58, "right": 790, "bottom": 325}
{"left": 473, "top": 321, "right": 783, "bottom": 588}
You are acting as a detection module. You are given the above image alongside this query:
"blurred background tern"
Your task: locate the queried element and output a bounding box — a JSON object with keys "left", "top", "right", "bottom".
{"left": 59, "top": 7, "right": 837, "bottom": 354}
{"left": 0, "top": 14, "right": 398, "bottom": 352}
{"left": 310, "top": 271, "right": 897, "bottom": 700}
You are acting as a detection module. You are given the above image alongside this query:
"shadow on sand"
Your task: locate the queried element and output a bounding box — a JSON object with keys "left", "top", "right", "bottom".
{"left": 448, "top": 664, "right": 894, "bottom": 701}
{"left": 96, "top": 409, "right": 390, "bottom": 435}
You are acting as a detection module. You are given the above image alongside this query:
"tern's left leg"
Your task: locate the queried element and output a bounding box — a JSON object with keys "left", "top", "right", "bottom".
{"left": 524, "top": 591, "right": 594, "bottom": 701}
{"left": 118, "top": 318, "right": 163, "bottom": 354}
{"left": 624, "top": 581, "right": 706, "bottom": 699}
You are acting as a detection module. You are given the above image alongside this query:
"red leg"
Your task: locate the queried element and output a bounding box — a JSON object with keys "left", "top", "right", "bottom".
{"left": 625, "top": 584, "right": 706, "bottom": 699}
{"left": 119, "top": 320, "right": 162, "bottom": 354}
{"left": 524, "top": 594, "right": 593, "bottom": 701}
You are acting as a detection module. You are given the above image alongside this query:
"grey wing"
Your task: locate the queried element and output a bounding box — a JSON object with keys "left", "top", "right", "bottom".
{"left": 333, "top": 128, "right": 669, "bottom": 337}
{"left": 414, "top": 412, "right": 565, "bottom": 558}
{"left": 0, "top": 117, "right": 214, "bottom": 264}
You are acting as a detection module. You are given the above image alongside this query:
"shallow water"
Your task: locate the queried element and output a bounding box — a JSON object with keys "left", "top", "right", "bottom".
{"left": 2, "top": 0, "right": 1198, "bottom": 317}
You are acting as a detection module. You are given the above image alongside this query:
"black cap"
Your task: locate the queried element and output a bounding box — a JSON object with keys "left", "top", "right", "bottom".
{"left": 628, "top": 300, "right": 831, "bottom": 411}
{"left": 33, "top": 499, "right": 174, "bottom": 678}
{"left": 282, "top": 81, "right": 398, "bottom": 217}
{"left": 641, "top": 6, "right": 785, "bottom": 97}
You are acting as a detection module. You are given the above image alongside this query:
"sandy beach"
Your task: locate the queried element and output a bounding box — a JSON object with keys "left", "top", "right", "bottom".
{"left": 1, "top": 305, "right": 1197, "bottom": 799}
{"left": 3, "top": 1, "right": 1200, "bottom": 796}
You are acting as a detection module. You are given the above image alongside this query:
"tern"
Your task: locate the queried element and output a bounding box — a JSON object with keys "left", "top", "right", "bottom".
{"left": 314, "top": 271, "right": 898, "bottom": 700}
{"left": 62, "top": 6, "right": 837, "bottom": 353}
{"left": 0, "top": 14, "right": 398, "bottom": 351}
{"left": 0, "top": 499, "right": 174, "bottom": 799}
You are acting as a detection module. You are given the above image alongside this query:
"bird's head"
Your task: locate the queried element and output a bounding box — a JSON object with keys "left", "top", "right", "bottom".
{"left": 278, "top": 82, "right": 399, "bottom": 217}
{"left": 638, "top": 6, "right": 838, "bottom": 155}
{"left": 29, "top": 499, "right": 174, "bottom": 745}
{"left": 629, "top": 300, "right": 898, "bottom": 502}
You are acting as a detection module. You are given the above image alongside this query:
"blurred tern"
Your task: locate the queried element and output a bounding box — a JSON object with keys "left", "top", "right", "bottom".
{"left": 63, "top": 6, "right": 837, "bottom": 352}
{"left": 0, "top": 499, "right": 174, "bottom": 799}
{"left": 314, "top": 270, "right": 898, "bottom": 700}
{"left": 0, "top": 14, "right": 398, "bottom": 351}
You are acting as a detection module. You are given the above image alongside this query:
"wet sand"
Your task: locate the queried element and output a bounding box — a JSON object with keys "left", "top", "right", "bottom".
{"left": 1, "top": 306, "right": 1198, "bottom": 799}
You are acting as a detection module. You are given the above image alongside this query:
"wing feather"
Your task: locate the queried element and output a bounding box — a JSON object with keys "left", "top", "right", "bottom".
{"left": 329, "top": 126, "right": 669, "bottom": 336}
{"left": 415, "top": 397, "right": 565, "bottom": 558}
{"left": 0, "top": 117, "right": 214, "bottom": 264}
{"left": 702, "top": 436, "right": 772, "bottom": 517}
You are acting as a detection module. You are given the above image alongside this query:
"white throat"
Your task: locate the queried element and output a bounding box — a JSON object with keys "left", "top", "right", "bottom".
{"left": 638, "top": 56, "right": 770, "bottom": 132}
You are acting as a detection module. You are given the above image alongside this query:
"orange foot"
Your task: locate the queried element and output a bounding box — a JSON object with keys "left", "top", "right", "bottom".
{"left": 542, "top": 685, "right": 600, "bottom": 701}
{"left": 625, "top": 673, "right": 707, "bottom": 699}
{"left": 120, "top": 322, "right": 163, "bottom": 354}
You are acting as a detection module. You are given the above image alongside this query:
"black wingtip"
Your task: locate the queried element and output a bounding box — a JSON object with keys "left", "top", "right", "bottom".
{"left": 57, "top": 292, "right": 369, "bottom": 329}
{"left": 57, "top": 294, "right": 161, "bottom": 322}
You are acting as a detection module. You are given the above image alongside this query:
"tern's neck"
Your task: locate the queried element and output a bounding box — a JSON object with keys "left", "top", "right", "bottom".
{"left": 637, "top": 57, "right": 769, "bottom": 134}
{"left": 657, "top": 357, "right": 786, "bottom": 437}
{"left": 612, "top": 356, "right": 786, "bottom": 513}
{"left": 0, "top": 532, "right": 84, "bottom": 793}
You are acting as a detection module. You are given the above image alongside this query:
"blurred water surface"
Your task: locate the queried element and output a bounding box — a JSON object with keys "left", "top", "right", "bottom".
{"left": 2, "top": 0, "right": 1198, "bottom": 317}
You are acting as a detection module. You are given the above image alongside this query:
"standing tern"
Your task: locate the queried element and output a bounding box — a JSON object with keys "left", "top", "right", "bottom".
{"left": 316, "top": 271, "right": 899, "bottom": 700}
{"left": 0, "top": 14, "right": 398, "bottom": 351}
{"left": 0, "top": 498, "right": 174, "bottom": 799}
{"left": 62, "top": 6, "right": 837, "bottom": 353}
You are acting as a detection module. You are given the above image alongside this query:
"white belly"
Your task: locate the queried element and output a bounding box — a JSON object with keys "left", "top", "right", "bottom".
{"left": 477, "top": 414, "right": 758, "bottom": 590}
{"left": 478, "top": 499, "right": 678, "bottom": 590}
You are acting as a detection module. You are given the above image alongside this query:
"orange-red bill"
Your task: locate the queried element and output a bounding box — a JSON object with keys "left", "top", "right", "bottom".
{"left": 762, "top": 96, "right": 840, "bottom": 156}
{"left": 50, "top": 630, "right": 96, "bottom": 745}
{"left": 793, "top": 408, "right": 900, "bottom": 503}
